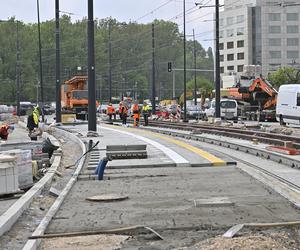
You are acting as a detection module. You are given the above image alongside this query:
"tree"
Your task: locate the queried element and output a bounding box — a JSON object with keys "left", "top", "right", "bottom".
{"left": 268, "top": 66, "right": 300, "bottom": 88}
{"left": 0, "top": 17, "right": 214, "bottom": 104}
{"left": 178, "top": 75, "right": 213, "bottom": 105}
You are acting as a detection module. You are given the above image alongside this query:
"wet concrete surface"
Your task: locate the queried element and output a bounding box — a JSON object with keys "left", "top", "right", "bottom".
{"left": 46, "top": 166, "right": 300, "bottom": 249}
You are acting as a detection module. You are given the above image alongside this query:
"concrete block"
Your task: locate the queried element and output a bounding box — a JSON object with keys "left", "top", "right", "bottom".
{"left": 49, "top": 187, "right": 61, "bottom": 198}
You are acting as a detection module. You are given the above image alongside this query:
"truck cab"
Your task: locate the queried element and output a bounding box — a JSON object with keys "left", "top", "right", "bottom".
{"left": 61, "top": 76, "right": 88, "bottom": 120}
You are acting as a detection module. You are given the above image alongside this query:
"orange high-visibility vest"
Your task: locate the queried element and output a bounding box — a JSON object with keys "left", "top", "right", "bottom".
{"left": 107, "top": 105, "right": 115, "bottom": 114}
{"left": 132, "top": 104, "right": 139, "bottom": 114}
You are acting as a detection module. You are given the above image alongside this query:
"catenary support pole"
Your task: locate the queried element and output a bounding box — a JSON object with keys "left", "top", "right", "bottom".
{"left": 151, "top": 23, "right": 156, "bottom": 115}
{"left": 172, "top": 70, "right": 176, "bottom": 99}
{"left": 193, "top": 29, "right": 197, "bottom": 106}
{"left": 16, "top": 21, "right": 20, "bottom": 116}
{"left": 55, "top": 0, "right": 61, "bottom": 123}
{"left": 87, "top": 0, "right": 96, "bottom": 131}
{"left": 183, "top": 0, "right": 187, "bottom": 122}
{"left": 108, "top": 22, "right": 112, "bottom": 103}
{"left": 215, "top": 0, "right": 221, "bottom": 118}
{"left": 37, "top": 0, "right": 44, "bottom": 114}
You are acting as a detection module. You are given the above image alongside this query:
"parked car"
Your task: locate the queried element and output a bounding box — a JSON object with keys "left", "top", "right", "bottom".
{"left": 205, "top": 99, "right": 238, "bottom": 120}
{"left": 42, "top": 104, "right": 55, "bottom": 115}
{"left": 97, "top": 103, "right": 108, "bottom": 114}
{"left": 182, "top": 105, "right": 205, "bottom": 120}
{"left": 19, "top": 102, "right": 33, "bottom": 116}
{"left": 276, "top": 84, "right": 300, "bottom": 125}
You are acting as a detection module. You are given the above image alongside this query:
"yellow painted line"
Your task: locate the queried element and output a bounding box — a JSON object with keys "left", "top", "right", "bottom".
{"left": 110, "top": 125, "right": 226, "bottom": 166}
{"left": 149, "top": 132, "right": 226, "bottom": 166}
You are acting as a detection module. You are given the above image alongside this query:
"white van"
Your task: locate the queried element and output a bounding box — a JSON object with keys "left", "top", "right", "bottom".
{"left": 276, "top": 84, "right": 300, "bottom": 125}
{"left": 205, "top": 99, "right": 238, "bottom": 120}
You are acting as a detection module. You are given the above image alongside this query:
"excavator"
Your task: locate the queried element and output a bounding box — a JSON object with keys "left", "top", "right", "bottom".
{"left": 222, "top": 77, "right": 278, "bottom": 121}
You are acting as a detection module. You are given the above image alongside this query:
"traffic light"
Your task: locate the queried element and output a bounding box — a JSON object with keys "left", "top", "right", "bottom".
{"left": 168, "top": 62, "right": 172, "bottom": 72}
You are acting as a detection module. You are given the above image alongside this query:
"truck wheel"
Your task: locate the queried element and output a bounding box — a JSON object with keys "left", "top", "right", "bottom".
{"left": 279, "top": 115, "right": 286, "bottom": 126}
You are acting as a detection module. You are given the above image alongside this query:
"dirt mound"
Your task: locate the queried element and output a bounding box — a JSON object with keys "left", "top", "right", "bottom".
{"left": 185, "top": 232, "right": 297, "bottom": 250}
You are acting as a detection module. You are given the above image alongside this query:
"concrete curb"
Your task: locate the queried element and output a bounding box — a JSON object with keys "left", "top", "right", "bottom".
{"left": 144, "top": 127, "right": 300, "bottom": 169}
{"left": 22, "top": 127, "right": 86, "bottom": 250}
{"left": 0, "top": 124, "right": 62, "bottom": 237}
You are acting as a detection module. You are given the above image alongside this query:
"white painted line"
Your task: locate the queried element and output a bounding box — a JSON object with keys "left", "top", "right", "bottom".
{"left": 101, "top": 126, "right": 189, "bottom": 167}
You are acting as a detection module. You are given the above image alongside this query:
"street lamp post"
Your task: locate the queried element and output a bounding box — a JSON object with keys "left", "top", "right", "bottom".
{"left": 37, "top": 0, "right": 44, "bottom": 118}
{"left": 55, "top": 0, "right": 61, "bottom": 123}
{"left": 183, "top": 0, "right": 187, "bottom": 122}
{"left": 87, "top": 0, "right": 97, "bottom": 132}
{"left": 193, "top": 29, "right": 197, "bottom": 106}
{"left": 214, "top": 0, "right": 221, "bottom": 118}
{"left": 195, "top": 0, "right": 222, "bottom": 118}
{"left": 16, "top": 21, "right": 21, "bottom": 116}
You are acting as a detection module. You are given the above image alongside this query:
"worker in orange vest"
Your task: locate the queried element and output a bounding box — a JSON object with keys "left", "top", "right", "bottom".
{"left": 0, "top": 124, "right": 14, "bottom": 141}
{"left": 132, "top": 101, "right": 140, "bottom": 127}
{"left": 107, "top": 103, "right": 116, "bottom": 120}
{"left": 120, "top": 102, "right": 128, "bottom": 126}
{"left": 118, "top": 102, "right": 123, "bottom": 120}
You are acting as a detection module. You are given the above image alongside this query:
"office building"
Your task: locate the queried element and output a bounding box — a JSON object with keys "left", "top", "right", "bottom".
{"left": 219, "top": 0, "right": 300, "bottom": 77}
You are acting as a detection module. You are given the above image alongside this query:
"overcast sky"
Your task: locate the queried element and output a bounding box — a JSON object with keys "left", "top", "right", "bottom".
{"left": 0, "top": 0, "right": 218, "bottom": 49}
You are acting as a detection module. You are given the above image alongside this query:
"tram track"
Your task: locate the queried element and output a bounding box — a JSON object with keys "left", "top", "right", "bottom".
{"left": 142, "top": 120, "right": 300, "bottom": 149}
{"left": 132, "top": 123, "right": 300, "bottom": 209}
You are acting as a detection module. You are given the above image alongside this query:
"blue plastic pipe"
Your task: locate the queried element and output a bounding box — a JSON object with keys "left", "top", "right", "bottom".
{"left": 95, "top": 158, "right": 109, "bottom": 180}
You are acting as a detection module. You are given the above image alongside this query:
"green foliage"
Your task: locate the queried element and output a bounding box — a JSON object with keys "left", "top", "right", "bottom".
{"left": 268, "top": 66, "right": 300, "bottom": 88}
{"left": 0, "top": 17, "right": 214, "bottom": 104}
{"left": 187, "top": 75, "right": 214, "bottom": 97}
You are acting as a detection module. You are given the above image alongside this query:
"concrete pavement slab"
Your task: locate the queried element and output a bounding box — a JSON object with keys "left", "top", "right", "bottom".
{"left": 47, "top": 167, "right": 300, "bottom": 235}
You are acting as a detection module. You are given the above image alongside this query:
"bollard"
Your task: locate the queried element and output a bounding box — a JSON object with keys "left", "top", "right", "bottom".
{"left": 88, "top": 140, "right": 93, "bottom": 151}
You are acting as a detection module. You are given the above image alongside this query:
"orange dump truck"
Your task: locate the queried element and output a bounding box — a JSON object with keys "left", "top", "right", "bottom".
{"left": 61, "top": 75, "right": 89, "bottom": 120}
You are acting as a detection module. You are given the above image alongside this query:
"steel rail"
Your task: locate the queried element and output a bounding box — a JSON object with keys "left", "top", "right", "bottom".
{"left": 144, "top": 120, "right": 300, "bottom": 149}
{"left": 228, "top": 154, "right": 300, "bottom": 193}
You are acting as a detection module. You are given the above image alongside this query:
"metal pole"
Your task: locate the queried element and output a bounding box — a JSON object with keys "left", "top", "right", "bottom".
{"left": 172, "top": 70, "right": 175, "bottom": 99}
{"left": 87, "top": 0, "right": 96, "bottom": 131}
{"left": 16, "top": 21, "right": 20, "bottom": 116}
{"left": 193, "top": 29, "right": 197, "bottom": 106}
{"left": 37, "top": 0, "right": 44, "bottom": 112}
{"left": 37, "top": 82, "right": 39, "bottom": 104}
{"left": 108, "top": 22, "right": 112, "bottom": 103}
{"left": 55, "top": 0, "right": 61, "bottom": 123}
{"left": 183, "top": 0, "right": 187, "bottom": 121}
{"left": 151, "top": 23, "right": 156, "bottom": 115}
{"left": 215, "top": 0, "right": 221, "bottom": 118}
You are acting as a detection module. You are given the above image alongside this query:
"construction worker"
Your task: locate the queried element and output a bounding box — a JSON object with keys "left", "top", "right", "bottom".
{"left": 142, "top": 102, "right": 151, "bottom": 126}
{"left": 120, "top": 102, "right": 128, "bottom": 126}
{"left": 0, "top": 124, "right": 14, "bottom": 141}
{"left": 27, "top": 106, "right": 40, "bottom": 135}
{"left": 132, "top": 101, "right": 140, "bottom": 127}
{"left": 118, "top": 102, "right": 123, "bottom": 120}
{"left": 107, "top": 103, "right": 116, "bottom": 120}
